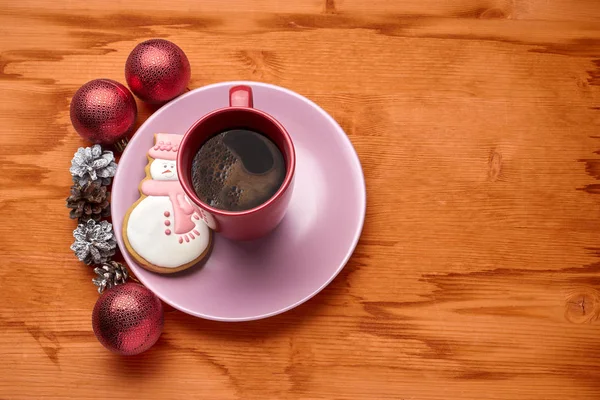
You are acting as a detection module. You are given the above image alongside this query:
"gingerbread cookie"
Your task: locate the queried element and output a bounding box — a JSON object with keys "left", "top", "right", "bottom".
{"left": 123, "top": 133, "right": 212, "bottom": 274}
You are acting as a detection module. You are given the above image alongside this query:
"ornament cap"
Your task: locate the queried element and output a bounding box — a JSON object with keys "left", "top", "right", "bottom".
{"left": 114, "top": 137, "right": 129, "bottom": 153}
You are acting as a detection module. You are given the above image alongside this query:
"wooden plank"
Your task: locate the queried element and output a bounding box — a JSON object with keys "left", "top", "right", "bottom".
{"left": 0, "top": 1, "right": 599, "bottom": 399}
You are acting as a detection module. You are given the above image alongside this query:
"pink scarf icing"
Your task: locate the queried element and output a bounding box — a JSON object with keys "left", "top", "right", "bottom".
{"left": 141, "top": 180, "right": 196, "bottom": 234}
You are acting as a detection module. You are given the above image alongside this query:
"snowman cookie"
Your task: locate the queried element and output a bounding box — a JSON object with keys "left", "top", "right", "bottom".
{"left": 123, "top": 133, "right": 212, "bottom": 274}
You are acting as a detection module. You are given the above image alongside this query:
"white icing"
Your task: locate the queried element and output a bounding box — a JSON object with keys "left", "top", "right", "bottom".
{"left": 150, "top": 158, "right": 178, "bottom": 181}
{"left": 127, "top": 196, "right": 210, "bottom": 268}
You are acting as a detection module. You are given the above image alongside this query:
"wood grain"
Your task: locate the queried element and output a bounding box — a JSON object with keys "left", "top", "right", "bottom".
{"left": 1, "top": 0, "right": 599, "bottom": 398}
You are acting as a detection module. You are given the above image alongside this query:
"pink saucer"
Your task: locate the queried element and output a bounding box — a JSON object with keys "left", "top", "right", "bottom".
{"left": 112, "top": 81, "right": 365, "bottom": 321}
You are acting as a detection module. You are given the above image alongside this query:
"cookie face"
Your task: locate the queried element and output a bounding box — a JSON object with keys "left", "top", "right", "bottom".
{"left": 122, "top": 133, "right": 213, "bottom": 274}
{"left": 149, "top": 158, "right": 178, "bottom": 181}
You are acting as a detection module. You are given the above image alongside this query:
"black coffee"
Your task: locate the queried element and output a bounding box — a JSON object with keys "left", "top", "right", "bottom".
{"left": 191, "top": 129, "right": 286, "bottom": 211}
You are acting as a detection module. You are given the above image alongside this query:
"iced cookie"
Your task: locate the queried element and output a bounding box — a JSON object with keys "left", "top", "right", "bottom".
{"left": 123, "top": 133, "right": 212, "bottom": 274}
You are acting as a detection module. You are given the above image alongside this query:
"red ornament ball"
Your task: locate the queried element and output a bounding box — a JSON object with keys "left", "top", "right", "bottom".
{"left": 125, "top": 39, "right": 191, "bottom": 104}
{"left": 92, "top": 283, "right": 164, "bottom": 355}
{"left": 70, "top": 79, "right": 137, "bottom": 147}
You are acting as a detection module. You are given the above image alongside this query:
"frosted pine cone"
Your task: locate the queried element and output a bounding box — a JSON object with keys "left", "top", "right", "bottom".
{"left": 93, "top": 261, "right": 129, "bottom": 293}
{"left": 70, "top": 220, "right": 117, "bottom": 265}
{"left": 70, "top": 144, "right": 117, "bottom": 186}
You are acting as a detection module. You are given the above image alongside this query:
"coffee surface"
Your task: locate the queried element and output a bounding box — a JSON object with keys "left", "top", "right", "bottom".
{"left": 191, "top": 129, "right": 286, "bottom": 212}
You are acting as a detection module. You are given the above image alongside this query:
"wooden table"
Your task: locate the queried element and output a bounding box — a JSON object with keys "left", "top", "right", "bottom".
{"left": 1, "top": 0, "right": 600, "bottom": 398}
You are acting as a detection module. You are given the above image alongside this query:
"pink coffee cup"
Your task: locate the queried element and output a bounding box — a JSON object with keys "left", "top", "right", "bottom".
{"left": 177, "top": 85, "right": 296, "bottom": 241}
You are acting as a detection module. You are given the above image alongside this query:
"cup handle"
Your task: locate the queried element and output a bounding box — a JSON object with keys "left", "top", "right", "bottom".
{"left": 229, "top": 85, "right": 253, "bottom": 108}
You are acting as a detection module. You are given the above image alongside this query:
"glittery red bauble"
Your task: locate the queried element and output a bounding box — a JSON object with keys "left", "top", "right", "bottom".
{"left": 92, "top": 283, "right": 164, "bottom": 355}
{"left": 70, "top": 79, "right": 137, "bottom": 148}
{"left": 125, "top": 39, "right": 191, "bottom": 104}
